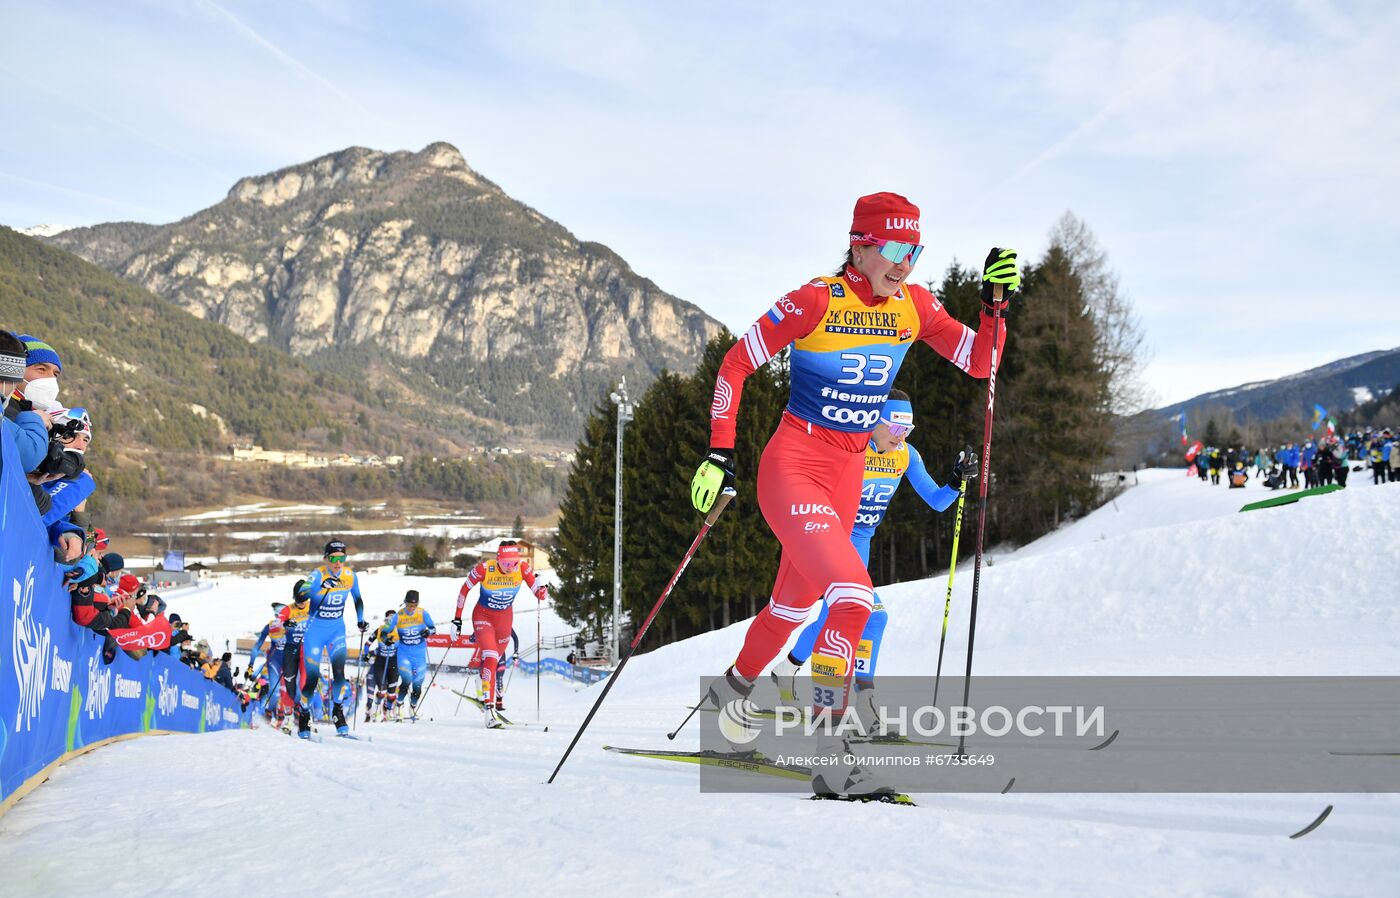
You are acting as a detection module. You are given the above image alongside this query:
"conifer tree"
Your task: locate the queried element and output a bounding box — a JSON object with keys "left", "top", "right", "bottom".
{"left": 551, "top": 399, "right": 617, "bottom": 638}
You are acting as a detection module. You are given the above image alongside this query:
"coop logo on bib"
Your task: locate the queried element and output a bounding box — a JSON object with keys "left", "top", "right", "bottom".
{"left": 822, "top": 405, "right": 881, "bottom": 428}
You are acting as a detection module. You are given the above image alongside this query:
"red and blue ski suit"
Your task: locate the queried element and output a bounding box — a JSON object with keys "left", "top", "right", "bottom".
{"left": 710, "top": 264, "right": 1004, "bottom": 685}
{"left": 455, "top": 560, "right": 547, "bottom": 705}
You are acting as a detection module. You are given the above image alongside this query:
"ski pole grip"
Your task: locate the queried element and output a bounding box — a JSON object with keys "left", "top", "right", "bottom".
{"left": 992, "top": 284, "right": 1004, "bottom": 303}
{"left": 705, "top": 486, "right": 737, "bottom": 526}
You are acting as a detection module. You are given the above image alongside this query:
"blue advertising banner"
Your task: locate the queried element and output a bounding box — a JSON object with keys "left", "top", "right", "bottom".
{"left": 2, "top": 429, "right": 250, "bottom": 807}
{"left": 516, "top": 656, "right": 610, "bottom": 685}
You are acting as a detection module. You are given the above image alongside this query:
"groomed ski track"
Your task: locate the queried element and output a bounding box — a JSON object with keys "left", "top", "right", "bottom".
{"left": 3, "top": 469, "right": 1399, "bottom": 897}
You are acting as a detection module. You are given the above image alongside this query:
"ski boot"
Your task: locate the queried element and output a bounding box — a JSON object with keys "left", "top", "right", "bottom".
{"left": 484, "top": 704, "right": 504, "bottom": 729}
{"left": 296, "top": 703, "right": 312, "bottom": 740}
{"left": 364, "top": 705, "right": 373, "bottom": 724}
{"left": 810, "top": 736, "right": 903, "bottom": 801}
{"left": 852, "top": 684, "right": 886, "bottom": 738}
{"left": 494, "top": 697, "right": 506, "bottom": 712}
{"left": 332, "top": 703, "right": 348, "bottom": 736}
{"left": 769, "top": 656, "right": 801, "bottom": 704}
{"left": 708, "top": 666, "right": 763, "bottom": 751}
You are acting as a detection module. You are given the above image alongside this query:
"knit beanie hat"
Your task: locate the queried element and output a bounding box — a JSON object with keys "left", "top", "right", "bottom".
{"left": 18, "top": 334, "right": 61, "bottom": 372}
{"left": 849, "top": 193, "right": 921, "bottom": 244}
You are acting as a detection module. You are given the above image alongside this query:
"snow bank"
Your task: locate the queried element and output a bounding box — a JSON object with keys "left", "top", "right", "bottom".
{"left": 4, "top": 471, "right": 1398, "bottom": 897}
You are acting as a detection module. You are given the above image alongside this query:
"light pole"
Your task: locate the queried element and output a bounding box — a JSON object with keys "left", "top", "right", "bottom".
{"left": 609, "top": 379, "right": 634, "bottom": 665}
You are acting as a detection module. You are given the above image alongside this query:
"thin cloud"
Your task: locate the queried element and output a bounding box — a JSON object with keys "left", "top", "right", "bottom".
{"left": 194, "top": 0, "right": 373, "bottom": 119}
{"left": 1006, "top": 0, "right": 1268, "bottom": 186}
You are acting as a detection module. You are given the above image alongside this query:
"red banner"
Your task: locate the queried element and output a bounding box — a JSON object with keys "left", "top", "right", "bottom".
{"left": 110, "top": 613, "right": 173, "bottom": 651}
{"left": 426, "top": 634, "right": 476, "bottom": 648}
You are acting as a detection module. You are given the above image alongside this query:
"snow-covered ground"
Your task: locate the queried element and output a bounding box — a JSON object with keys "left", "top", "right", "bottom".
{"left": 3, "top": 470, "right": 1399, "bottom": 897}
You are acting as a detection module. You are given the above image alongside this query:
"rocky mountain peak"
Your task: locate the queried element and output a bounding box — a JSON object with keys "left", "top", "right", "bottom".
{"left": 42, "top": 143, "right": 723, "bottom": 440}
{"left": 225, "top": 143, "right": 482, "bottom": 209}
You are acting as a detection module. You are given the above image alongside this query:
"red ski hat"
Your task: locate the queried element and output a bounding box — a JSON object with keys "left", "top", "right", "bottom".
{"left": 93, "top": 527, "right": 109, "bottom": 550}
{"left": 117, "top": 574, "right": 141, "bottom": 596}
{"left": 496, "top": 543, "right": 521, "bottom": 566}
{"left": 850, "top": 192, "right": 921, "bottom": 244}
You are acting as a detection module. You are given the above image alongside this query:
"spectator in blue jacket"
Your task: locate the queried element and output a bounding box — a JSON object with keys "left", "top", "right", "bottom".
{"left": 0, "top": 331, "right": 51, "bottom": 474}
{"left": 1301, "top": 440, "right": 1318, "bottom": 488}
{"left": 1280, "top": 442, "right": 1300, "bottom": 488}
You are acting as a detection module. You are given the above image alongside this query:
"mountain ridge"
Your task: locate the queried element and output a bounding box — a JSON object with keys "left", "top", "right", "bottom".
{"left": 1149, "top": 346, "right": 1400, "bottom": 421}
{"left": 44, "top": 142, "right": 724, "bottom": 440}
{"left": 1121, "top": 345, "right": 1400, "bottom": 460}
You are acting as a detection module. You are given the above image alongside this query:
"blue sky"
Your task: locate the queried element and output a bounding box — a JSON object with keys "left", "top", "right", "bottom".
{"left": 3, "top": 0, "right": 1398, "bottom": 409}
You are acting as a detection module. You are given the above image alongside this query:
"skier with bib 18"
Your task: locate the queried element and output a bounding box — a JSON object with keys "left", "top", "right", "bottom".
{"left": 691, "top": 192, "right": 1017, "bottom": 797}
{"left": 298, "top": 540, "right": 367, "bottom": 736}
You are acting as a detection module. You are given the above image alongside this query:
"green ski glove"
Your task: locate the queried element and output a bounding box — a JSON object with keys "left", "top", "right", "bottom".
{"left": 981, "top": 247, "right": 1021, "bottom": 309}
{"left": 691, "top": 448, "right": 735, "bottom": 513}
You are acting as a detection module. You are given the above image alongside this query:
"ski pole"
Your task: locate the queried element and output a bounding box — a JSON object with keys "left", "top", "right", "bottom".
{"left": 352, "top": 629, "right": 365, "bottom": 731}
{"left": 958, "top": 285, "right": 1005, "bottom": 755}
{"left": 536, "top": 596, "right": 542, "bottom": 722}
{"left": 547, "top": 487, "right": 735, "bottom": 783}
{"left": 665, "top": 701, "right": 705, "bottom": 741}
{"left": 932, "top": 461, "right": 974, "bottom": 707}
{"left": 415, "top": 641, "right": 450, "bottom": 723}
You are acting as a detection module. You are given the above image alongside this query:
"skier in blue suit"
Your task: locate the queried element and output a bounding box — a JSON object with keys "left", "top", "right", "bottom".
{"left": 297, "top": 540, "right": 366, "bottom": 736}
{"left": 387, "top": 590, "right": 436, "bottom": 717}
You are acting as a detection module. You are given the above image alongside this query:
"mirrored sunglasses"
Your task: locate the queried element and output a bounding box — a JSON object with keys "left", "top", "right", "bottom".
{"left": 874, "top": 239, "right": 923, "bottom": 265}
{"left": 881, "top": 418, "right": 915, "bottom": 439}
{"left": 853, "top": 234, "right": 924, "bottom": 265}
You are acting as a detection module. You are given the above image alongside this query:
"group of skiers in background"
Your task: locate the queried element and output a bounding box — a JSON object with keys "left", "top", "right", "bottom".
{"left": 243, "top": 538, "right": 546, "bottom": 738}
{"left": 1192, "top": 428, "right": 1397, "bottom": 490}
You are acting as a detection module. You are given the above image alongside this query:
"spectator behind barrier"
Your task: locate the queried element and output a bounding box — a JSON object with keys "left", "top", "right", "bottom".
{"left": 215, "top": 652, "right": 235, "bottom": 690}
{"left": 4, "top": 327, "right": 193, "bottom": 681}
{"left": 35, "top": 406, "right": 92, "bottom": 562}
{"left": 0, "top": 330, "right": 49, "bottom": 476}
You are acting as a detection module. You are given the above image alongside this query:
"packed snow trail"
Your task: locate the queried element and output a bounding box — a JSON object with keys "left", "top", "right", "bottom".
{"left": 3, "top": 470, "right": 1399, "bottom": 897}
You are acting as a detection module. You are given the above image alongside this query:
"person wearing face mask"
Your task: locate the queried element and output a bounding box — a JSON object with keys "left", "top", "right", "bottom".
{"left": 769, "top": 391, "right": 973, "bottom": 728}
{"left": 4, "top": 332, "right": 70, "bottom": 521}
{"left": 0, "top": 330, "right": 50, "bottom": 474}
{"left": 10, "top": 333, "right": 63, "bottom": 414}
{"left": 689, "top": 192, "right": 1017, "bottom": 797}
